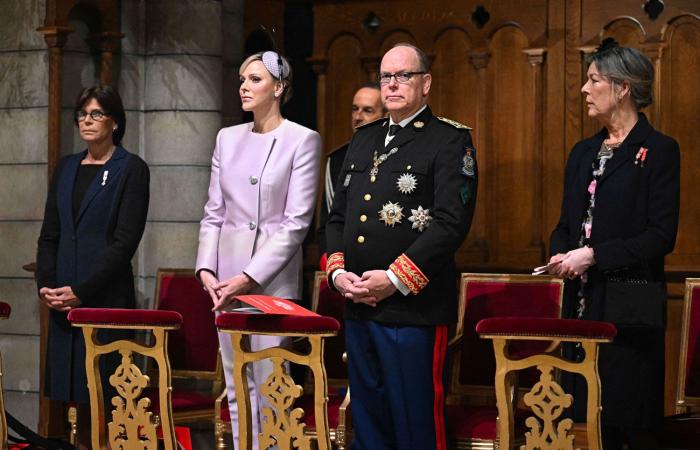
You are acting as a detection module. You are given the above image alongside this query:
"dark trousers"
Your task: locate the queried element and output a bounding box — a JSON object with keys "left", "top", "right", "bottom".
{"left": 345, "top": 319, "right": 449, "bottom": 450}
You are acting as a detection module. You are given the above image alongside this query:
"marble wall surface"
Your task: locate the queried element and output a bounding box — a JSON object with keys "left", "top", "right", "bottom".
{"left": 0, "top": 0, "right": 244, "bottom": 432}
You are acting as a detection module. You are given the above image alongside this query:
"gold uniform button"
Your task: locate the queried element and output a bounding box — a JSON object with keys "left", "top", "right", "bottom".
{"left": 364, "top": 194, "right": 372, "bottom": 201}
{"left": 360, "top": 214, "right": 367, "bottom": 222}
{"left": 350, "top": 164, "right": 355, "bottom": 169}
{"left": 407, "top": 165, "right": 412, "bottom": 170}
{"left": 357, "top": 236, "right": 365, "bottom": 244}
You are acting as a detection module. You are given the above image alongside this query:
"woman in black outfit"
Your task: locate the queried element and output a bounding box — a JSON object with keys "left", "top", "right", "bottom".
{"left": 547, "top": 39, "right": 680, "bottom": 449}
{"left": 36, "top": 86, "right": 149, "bottom": 447}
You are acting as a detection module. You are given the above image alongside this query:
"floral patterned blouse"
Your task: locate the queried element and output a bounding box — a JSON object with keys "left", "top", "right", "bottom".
{"left": 575, "top": 141, "right": 620, "bottom": 318}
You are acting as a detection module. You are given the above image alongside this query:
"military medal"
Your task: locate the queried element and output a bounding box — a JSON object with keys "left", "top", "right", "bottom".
{"left": 379, "top": 201, "right": 404, "bottom": 227}
{"left": 343, "top": 173, "right": 352, "bottom": 187}
{"left": 102, "top": 170, "right": 109, "bottom": 186}
{"left": 461, "top": 148, "right": 475, "bottom": 177}
{"left": 396, "top": 173, "right": 418, "bottom": 194}
{"left": 370, "top": 147, "right": 399, "bottom": 182}
{"left": 408, "top": 206, "right": 432, "bottom": 232}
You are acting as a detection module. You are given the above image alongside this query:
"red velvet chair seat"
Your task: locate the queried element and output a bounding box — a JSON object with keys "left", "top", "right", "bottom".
{"left": 215, "top": 312, "right": 340, "bottom": 334}
{"left": 145, "top": 388, "right": 215, "bottom": 413}
{"left": 0, "top": 302, "right": 10, "bottom": 318}
{"left": 67, "top": 308, "right": 182, "bottom": 328}
{"left": 447, "top": 404, "right": 528, "bottom": 441}
{"left": 296, "top": 387, "right": 346, "bottom": 428}
{"left": 476, "top": 317, "right": 617, "bottom": 340}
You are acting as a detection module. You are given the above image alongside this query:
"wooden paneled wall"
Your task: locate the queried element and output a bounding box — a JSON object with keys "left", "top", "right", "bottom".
{"left": 312, "top": 0, "right": 700, "bottom": 272}
{"left": 311, "top": 0, "right": 700, "bottom": 415}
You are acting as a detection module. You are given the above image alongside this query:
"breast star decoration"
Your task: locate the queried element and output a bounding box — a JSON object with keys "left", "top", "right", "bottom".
{"left": 396, "top": 173, "right": 418, "bottom": 194}
{"left": 379, "top": 201, "right": 404, "bottom": 227}
{"left": 408, "top": 206, "right": 432, "bottom": 232}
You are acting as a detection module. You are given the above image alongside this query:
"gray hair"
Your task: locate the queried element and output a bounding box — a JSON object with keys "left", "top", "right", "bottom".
{"left": 240, "top": 52, "right": 294, "bottom": 105}
{"left": 391, "top": 42, "right": 431, "bottom": 73}
{"left": 586, "top": 46, "right": 654, "bottom": 110}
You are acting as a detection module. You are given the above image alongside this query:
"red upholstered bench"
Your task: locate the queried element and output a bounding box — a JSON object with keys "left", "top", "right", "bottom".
{"left": 215, "top": 310, "right": 340, "bottom": 450}
{"left": 476, "top": 316, "right": 616, "bottom": 450}
{"left": 68, "top": 308, "right": 182, "bottom": 450}
{"left": 0, "top": 301, "right": 10, "bottom": 448}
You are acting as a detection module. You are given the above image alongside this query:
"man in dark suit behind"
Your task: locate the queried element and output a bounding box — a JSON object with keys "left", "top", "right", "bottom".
{"left": 318, "top": 83, "right": 385, "bottom": 255}
{"left": 325, "top": 43, "right": 478, "bottom": 450}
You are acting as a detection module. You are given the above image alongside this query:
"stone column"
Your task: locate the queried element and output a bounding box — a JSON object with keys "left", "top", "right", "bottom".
{"left": 119, "top": 0, "right": 226, "bottom": 305}
{"left": 0, "top": 0, "right": 51, "bottom": 431}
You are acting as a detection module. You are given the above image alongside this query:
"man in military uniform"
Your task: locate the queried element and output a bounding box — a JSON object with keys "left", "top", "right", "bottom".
{"left": 325, "top": 43, "right": 477, "bottom": 450}
{"left": 319, "top": 83, "right": 385, "bottom": 255}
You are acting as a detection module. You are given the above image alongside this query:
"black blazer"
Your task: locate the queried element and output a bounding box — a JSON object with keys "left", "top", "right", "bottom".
{"left": 36, "top": 146, "right": 150, "bottom": 402}
{"left": 326, "top": 107, "right": 477, "bottom": 325}
{"left": 550, "top": 113, "right": 680, "bottom": 282}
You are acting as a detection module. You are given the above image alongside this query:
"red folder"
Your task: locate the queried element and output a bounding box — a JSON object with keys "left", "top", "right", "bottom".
{"left": 234, "top": 295, "right": 320, "bottom": 317}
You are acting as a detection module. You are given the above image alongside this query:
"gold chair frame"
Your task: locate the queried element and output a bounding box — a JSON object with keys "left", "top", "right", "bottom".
{"left": 154, "top": 268, "right": 224, "bottom": 424}
{"left": 675, "top": 277, "right": 700, "bottom": 414}
{"left": 72, "top": 321, "right": 180, "bottom": 450}
{"left": 480, "top": 328, "right": 613, "bottom": 450}
{"left": 309, "top": 271, "right": 351, "bottom": 449}
{"left": 219, "top": 325, "right": 337, "bottom": 450}
{"left": 448, "top": 273, "right": 564, "bottom": 450}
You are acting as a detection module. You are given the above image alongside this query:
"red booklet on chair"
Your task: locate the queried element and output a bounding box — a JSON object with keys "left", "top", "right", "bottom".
{"left": 233, "top": 295, "right": 320, "bottom": 317}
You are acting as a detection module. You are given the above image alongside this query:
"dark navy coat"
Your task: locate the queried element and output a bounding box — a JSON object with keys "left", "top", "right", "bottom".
{"left": 36, "top": 146, "right": 149, "bottom": 403}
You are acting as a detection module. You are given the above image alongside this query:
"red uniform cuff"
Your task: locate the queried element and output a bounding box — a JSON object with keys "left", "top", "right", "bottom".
{"left": 326, "top": 252, "right": 345, "bottom": 278}
{"left": 389, "top": 253, "right": 429, "bottom": 295}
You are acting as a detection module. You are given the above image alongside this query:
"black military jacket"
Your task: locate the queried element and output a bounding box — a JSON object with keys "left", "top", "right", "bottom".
{"left": 325, "top": 106, "right": 477, "bottom": 325}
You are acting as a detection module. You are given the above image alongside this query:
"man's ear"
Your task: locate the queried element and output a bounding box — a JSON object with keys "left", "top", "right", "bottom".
{"left": 422, "top": 73, "right": 432, "bottom": 96}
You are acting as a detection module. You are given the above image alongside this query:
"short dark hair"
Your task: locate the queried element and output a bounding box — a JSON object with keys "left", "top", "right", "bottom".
{"left": 73, "top": 85, "right": 126, "bottom": 145}
{"left": 360, "top": 81, "right": 381, "bottom": 91}
{"left": 586, "top": 42, "right": 654, "bottom": 110}
{"left": 391, "top": 42, "right": 431, "bottom": 73}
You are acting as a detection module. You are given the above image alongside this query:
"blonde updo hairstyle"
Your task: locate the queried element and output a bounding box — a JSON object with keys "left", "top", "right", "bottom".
{"left": 239, "top": 51, "right": 293, "bottom": 105}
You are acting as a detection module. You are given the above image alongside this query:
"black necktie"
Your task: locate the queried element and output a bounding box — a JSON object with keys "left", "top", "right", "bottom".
{"left": 388, "top": 124, "right": 402, "bottom": 137}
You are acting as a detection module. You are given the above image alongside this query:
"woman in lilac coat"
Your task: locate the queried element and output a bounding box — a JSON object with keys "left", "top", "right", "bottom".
{"left": 196, "top": 51, "right": 321, "bottom": 448}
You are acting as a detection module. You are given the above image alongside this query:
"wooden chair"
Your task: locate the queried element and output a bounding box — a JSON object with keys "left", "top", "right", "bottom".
{"left": 67, "top": 307, "right": 183, "bottom": 449}
{"left": 476, "top": 317, "right": 616, "bottom": 450}
{"left": 297, "top": 271, "right": 351, "bottom": 448}
{"left": 214, "top": 273, "right": 352, "bottom": 450}
{"left": 446, "top": 273, "right": 564, "bottom": 449}
{"left": 662, "top": 277, "right": 700, "bottom": 448}
{"left": 147, "top": 268, "right": 223, "bottom": 427}
{"left": 215, "top": 310, "right": 340, "bottom": 450}
{"left": 0, "top": 301, "right": 10, "bottom": 450}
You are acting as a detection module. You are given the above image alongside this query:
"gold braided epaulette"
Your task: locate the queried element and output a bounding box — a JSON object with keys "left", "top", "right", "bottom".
{"left": 436, "top": 116, "right": 472, "bottom": 130}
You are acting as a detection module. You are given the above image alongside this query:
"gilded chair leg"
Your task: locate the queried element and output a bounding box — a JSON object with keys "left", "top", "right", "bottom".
{"left": 68, "top": 405, "right": 78, "bottom": 447}
{"left": 215, "top": 422, "right": 229, "bottom": 449}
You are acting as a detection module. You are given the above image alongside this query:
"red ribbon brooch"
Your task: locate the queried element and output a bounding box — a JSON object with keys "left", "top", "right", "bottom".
{"left": 635, "top": 147, "right": 648, "bottom": 167}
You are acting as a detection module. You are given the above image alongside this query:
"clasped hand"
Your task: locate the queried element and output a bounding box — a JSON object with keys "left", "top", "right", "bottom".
{"left": 39, "top": 286, "right": 82, "bottom": 312}
{"left": 547, "top": 247, "right": 595, "bottom": 279}
{"left": 200, "top": 271, "right": 257, "bottom": 311}
{"left": 335, "top": 270, "right": 397, "bottom": 307}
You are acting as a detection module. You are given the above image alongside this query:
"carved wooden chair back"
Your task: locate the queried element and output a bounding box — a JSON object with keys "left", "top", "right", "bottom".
{"left": 447, "top": 273, "right": 563, "bottom": 449}
{"left": 68, "top": 307, "right": 183, "bottom": 450}
{"left": 215, "top": 311, "right": 340, "bottom": 450}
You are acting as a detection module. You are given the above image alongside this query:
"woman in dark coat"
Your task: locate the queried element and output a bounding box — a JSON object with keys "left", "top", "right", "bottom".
{"left": 547, "top": 39, "right": 680, "bottom": 449}
{"left": 36, "top": 86, "right": 149, "bottom": 445}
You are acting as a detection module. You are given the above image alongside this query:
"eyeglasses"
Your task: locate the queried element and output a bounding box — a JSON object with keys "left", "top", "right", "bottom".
{"left": 75, "top": 110, "right": 109, "bottom": 122}
{"left": 378, "top": 71, "right": 426, "bottom": 85}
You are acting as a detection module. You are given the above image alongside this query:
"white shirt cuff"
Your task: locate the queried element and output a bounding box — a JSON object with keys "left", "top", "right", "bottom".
{"left": 331, "top": 269, "right": 347, "bottom": 289}
{"left": 386, "top": 269, "right": 410, "bottom": 296}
